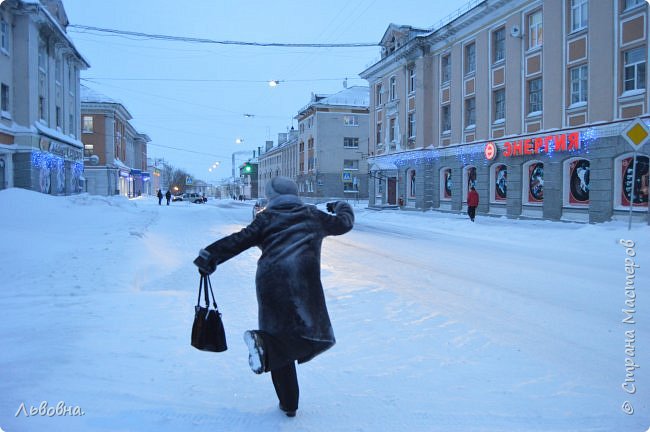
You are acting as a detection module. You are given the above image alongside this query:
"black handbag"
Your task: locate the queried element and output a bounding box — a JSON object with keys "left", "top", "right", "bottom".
{"left": 191, "top": 274, "right": 227, "bottom": 352}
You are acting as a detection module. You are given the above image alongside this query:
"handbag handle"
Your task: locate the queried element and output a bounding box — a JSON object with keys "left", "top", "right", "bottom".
{"left": 196, "top": 274, "right": 219, "bottom": 310}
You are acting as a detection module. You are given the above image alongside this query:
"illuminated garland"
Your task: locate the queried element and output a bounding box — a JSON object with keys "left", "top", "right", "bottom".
{"left": 31, "top": 151, "right": 63, "bottom": 170}
{"left": 374, "top": 126, "right": 601, "bottom": 169}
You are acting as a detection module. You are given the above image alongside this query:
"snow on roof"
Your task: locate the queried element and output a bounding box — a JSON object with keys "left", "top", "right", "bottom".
{"left": 80, "top": 85, "right": 121, "bottom": 104}
{"left": 318, "top": 86, "right": 369, "bottom": 108}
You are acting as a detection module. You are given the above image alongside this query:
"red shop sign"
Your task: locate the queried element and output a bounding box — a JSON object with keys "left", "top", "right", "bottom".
{"left": 486, "top": 131, "right": 581, "bottom": 158}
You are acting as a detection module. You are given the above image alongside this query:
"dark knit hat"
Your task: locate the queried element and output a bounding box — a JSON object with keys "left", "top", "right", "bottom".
{"left": 265, "top": 176, "right": 298, "bottom": 199}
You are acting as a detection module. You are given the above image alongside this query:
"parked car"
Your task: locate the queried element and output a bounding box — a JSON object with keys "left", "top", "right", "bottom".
{"left": 172, "top": 194, "right": 183, "bottom": 202}
{"left": 252, "top": 198, "right": 268, "bottom": 219}
{"left": 183, "top": 192, "right": 205, "bottom": 204}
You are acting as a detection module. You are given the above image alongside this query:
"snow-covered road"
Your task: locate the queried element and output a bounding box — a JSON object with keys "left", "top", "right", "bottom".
{"left": 0, "top": 189, "right": 648, "bottom": 431}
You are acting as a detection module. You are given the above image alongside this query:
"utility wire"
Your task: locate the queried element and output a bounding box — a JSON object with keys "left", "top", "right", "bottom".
{"left": 69, "top": 25, "right": 378, "bottom": 48}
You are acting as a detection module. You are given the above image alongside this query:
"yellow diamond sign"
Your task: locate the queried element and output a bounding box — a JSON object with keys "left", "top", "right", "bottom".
{"left": 622, "top": 118, "right": 649, "bottom": 149}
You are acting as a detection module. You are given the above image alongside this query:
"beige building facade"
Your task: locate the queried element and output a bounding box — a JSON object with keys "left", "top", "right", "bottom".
{"left": 361, "top": 0, "right": 649, "bottom": 223}
{"left": 81, "top": 85, "right": 150, "bottom": 197}
{"left": 0, "top": 0, "right": 89, "bottom": 194}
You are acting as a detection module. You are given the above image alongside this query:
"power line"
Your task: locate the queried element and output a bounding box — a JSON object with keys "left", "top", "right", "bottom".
{"left": 69, "top": 25, "right": 378, "bottom": 48}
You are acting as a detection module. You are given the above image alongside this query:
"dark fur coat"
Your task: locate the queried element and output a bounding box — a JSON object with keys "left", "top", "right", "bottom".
{"left": 204, "top": 195, "right": 354, "bottom": 363}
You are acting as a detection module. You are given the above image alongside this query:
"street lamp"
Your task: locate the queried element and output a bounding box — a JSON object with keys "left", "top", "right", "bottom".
{"left": 268, "top": 80, "right": 280, "bottom": 87}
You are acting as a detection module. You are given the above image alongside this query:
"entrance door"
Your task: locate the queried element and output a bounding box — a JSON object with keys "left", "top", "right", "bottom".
{"left": 387, "top": 177, "right": 397, "bottom": 205}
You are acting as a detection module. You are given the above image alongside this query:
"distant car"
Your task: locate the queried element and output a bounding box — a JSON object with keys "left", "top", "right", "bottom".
{"left": 171, "top": 194, "right": 183, "bottom": 202}
{"left": 252, "top": 198, "right": 268, "bottom": 219}
{"left": 183, "top": 192, "right": 205, "bottom": 204}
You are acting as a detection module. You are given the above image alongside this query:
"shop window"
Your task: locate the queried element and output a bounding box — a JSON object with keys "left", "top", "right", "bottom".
{"left": 491, "top": 164, "right": 508, "bottom": 203}
{"left": 524, "top": 161, "right": 544, "bottom": 204}
{"left": 408, "top": 169, "right": 416, "bottom": 198}
{"left": 564, "top": 158, "right": 590, "bottom": 206}
{"left": 463, "top": 166, "right": 477, "bottom": 203}
{"left": 440, "top": 167, "right": 452, "bottom": 200}
{"left": 615, "top": 154, "right": 649, "bottom": 208}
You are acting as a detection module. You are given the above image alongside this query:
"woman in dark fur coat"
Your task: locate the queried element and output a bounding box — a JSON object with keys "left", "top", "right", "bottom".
{"left": 194, "top": 176, "right": 354, "bottom": 417}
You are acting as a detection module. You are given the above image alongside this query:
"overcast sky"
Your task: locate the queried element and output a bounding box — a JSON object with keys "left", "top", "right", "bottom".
{"left": 63, "top": 0, "right": 473, "bottom": 182}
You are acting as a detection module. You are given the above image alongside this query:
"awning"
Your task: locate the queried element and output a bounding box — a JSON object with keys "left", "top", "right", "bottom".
{"left": 369, "top": 161, "right": 398, "bottom": 171}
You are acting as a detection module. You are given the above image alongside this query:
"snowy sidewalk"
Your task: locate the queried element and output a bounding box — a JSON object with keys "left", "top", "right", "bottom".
{"left": 0, "top": 189, "right": 648, "bottom": 431}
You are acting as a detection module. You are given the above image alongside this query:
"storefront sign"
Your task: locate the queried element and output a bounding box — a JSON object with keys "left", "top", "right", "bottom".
{"left": 49, "top": 141, "right": 83, "bottom": 161}
{"left": 488, "top": 131, "right": 581, "bottom": 158}
{"left": 484, "top": 142, "right": 497, "bottom": 160}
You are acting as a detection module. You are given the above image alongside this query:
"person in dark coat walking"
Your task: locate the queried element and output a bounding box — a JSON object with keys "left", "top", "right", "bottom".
{"left": 165, "top": 190, "right": 172, "bottom": 205}
{"left": 467, "top": 186, "right": 479, "bottom": 222}
{"left": 157, "top": 189, "right": 163, "bottom": 205}
{"left": 193, "top": 176, "right": 354, "bottom": 417}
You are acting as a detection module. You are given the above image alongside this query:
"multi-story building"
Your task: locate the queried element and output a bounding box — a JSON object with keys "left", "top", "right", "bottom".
{"left": 294, "top": 86, "right": 370, "bottom": 200}
{"left": 361, "top": 0, "right": 649, "bottom": 223}
{"left": 81, "top": 85, "right": 150, "bottom": 196}
{"left": 0, "top": 0, "right": 89, "bottom": 194}
{"left": 258, "top": 132, "right": 299, "bottom": 197}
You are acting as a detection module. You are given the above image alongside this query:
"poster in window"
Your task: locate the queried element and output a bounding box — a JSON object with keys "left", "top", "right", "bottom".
{"left": 494, "top": 164, "right": 507, "bottom": 201}
{"left": 409, "top": 170, "right": 416, "bottom": 197}
{"left": 621, "top": 156, "right": 649, "bottom": 207}
{"left": 568, "top": 159, "right": 590, "bottom": 205}
{"left": 443, "top": 169, "right": 452, "bottom": 199}
{"left": 466, "top": 166, "right": 477, "bottom": 192}
{"left": 528, "top": 162, "right": 544, "bottom": 203}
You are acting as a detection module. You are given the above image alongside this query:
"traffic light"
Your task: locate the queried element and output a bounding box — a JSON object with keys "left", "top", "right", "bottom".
{"left": 243, "top": 163, "right": 252, "bottom": 173}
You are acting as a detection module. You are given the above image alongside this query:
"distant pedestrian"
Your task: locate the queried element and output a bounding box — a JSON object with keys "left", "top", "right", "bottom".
{"left": 165, "top": 190, "right": 172, "bottom": 205}
{"left": 467, "top": 186, "right": 479, "bottom": 222}
{"left": 157, "top": 189, "right": 163, "bottom": 205}
{"left": 194, "top": 176, "right": 354, "bottom": 418}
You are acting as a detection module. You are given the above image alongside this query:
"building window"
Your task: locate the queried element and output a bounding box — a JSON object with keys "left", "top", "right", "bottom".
{"left": 343, "top": 115, "right": 358, "bottom": 126}
{"left": 82, "top": 116, "right": 94, "bottom": 133}
{"left": 56, "top": 106, "right": 62, "bottom": 129}
{"left": 343, "top": 137, "right": 359, "bottom": 148}
{"left": 617, "top": 155, "right": 649, "bottom": 208}
{"left": 389, "top": 76, "right": 396, "bottom": 101}
{"left": 376, "top": 122, "right": 382, "bottom": 145}
{"left": 343, "top": 159, "right": 359, "bottom": 170}
{"left": 441, "top": 168, "right": 452, "bottom": 200}
{"left": 441, "top": 105, "right": 451, "bottom": 132}
{"left": 389, "top": 117, "right": 396, "bottom": 142}
{"left": 525, "top": 161, "right": 544, "bottom": 204}
{"left": 375, "top": 83, "right": 383, "bottom": 105}
{"left": 408, "top": 112, "right": 415, "bottom": 138}
{"left": 493, "top": 27, "right": 505, "bottom": 63}
{"left": 565, "top": 158, "right": 590, "bottom": 206}
{"left": 465, "top": 98, "right": 476, "bottom": 127}
{"left": 1, "top": 83, "right": 9, "bottom": 113}
{"left": 571, "top": 0, "right": 588, "bottom": 32}
{"left": 38, "top": 41, "right": 47, "bottom": 121}
{"left": 441, "top": 54, "right": 451, "bottom": 83}
{"left": 528, "top": 10, "right": 543, "bottom": 49}
{"left": 494, "top": 89, "right": 505, "bottom": 121}
{"left": 491, "top": 164, "right": 508, "bottom": 202}
{"left": 84, "top": 144, "right": 94, "bottom": 157}
{"left": 408, "top": 169, "right": 416, "bottom": 198}
{"left": 408, "top": 67, "right": 416, "bottom": 93}
{"left": 570, "top": 65, "right": 588, "bottom": 104}
{"left": 528, "top": 78, "right": 543, "bottom": 114}
{"left": 624, "top": 47, "right": 646, "bottom": 92}
{"left": 0, "top": 16, "right": 9, "bottom": 53}
{"left": 465, "top": 43, "right": 476, "bottom": 75}
{"left": 625, "top": 0, "right": 644, "bottom": 10}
